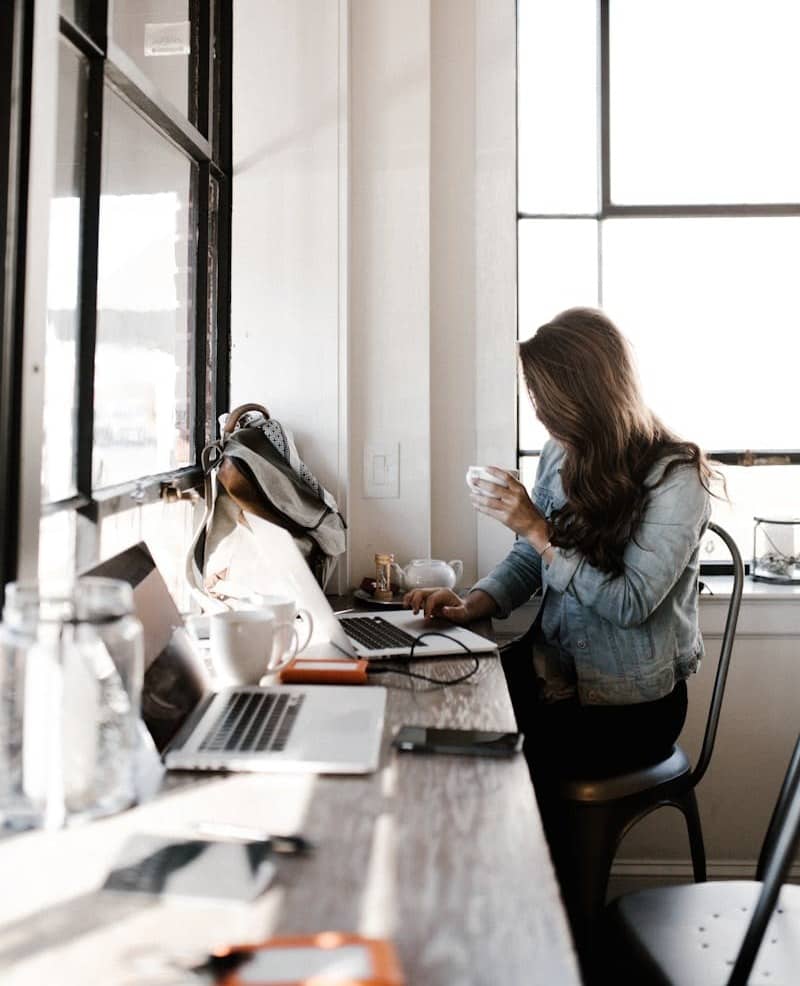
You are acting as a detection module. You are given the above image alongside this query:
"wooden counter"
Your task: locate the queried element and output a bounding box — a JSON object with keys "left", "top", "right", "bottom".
{"left": 0, "top": 647, "right": 580, "bottom": 985}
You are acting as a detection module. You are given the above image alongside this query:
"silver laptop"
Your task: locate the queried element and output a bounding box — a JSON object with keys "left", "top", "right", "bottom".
{"left": 223, "top": 514, "right": 498, "bottom": 661}
{"left": 86, "top": 544, "right": 386, "bottom": 774}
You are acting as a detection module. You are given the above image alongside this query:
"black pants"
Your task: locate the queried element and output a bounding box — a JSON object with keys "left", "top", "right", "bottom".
{"left": 525, "top": 678, "right": 688, "bottom": 782}
{"left": 500, "top": 639, "right": 688, "bottom": 786}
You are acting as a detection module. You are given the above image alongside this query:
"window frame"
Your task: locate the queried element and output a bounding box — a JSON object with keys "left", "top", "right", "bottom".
{"left": 36, "top": 2, "right": 232, "bottom": 570}
{"left": 0, "top": 0, "right": 35, "bottom": 594}
{"left": 515, "top": 0, "right": 800, "bottom": 470}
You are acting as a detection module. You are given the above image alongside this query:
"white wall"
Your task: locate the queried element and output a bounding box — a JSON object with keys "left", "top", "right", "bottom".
{"left": 231, "top": 0, "right": 345, "bottom": 576}
{"left": 348, "top": 0, "right": 432, "bottom": 581}
{"left": 232, "top": 0, "right": 517, "bottom": 589}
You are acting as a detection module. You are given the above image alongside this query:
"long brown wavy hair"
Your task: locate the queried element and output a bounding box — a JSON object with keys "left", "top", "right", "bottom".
{"left": 518, "top": 307, "right": 718, "bottom": 576}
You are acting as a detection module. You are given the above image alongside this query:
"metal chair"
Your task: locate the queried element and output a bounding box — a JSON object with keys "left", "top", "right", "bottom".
{"left": 553, "top": 521, "right": 744, "bottom": 955}
{"left": 604, "top": 731, "right": 800, "bottom": 985}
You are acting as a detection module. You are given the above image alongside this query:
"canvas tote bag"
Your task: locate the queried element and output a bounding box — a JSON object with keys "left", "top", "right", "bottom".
{"left": 186, "top": 403, "right": 346, "bottom": 612}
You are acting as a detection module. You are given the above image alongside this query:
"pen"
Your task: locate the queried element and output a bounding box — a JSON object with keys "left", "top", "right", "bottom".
{"left": 192, "top": 822, "right": 314, "bottom": 854}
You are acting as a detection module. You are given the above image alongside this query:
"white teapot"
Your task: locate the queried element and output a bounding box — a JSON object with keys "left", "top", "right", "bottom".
{"left": 390, "top": 558, "right": 464, "bottom": 591}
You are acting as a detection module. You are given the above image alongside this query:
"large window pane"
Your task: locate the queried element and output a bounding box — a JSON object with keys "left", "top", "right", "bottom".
{"left": 518, "top": 219, "right": 599, "bottom": 449}
{"left": 110, "top": 1, "right": 193, "bottom": 121}
{"left": 42, "top": 41, "right": 87, "bottom": 503}
{"left": 602, "top": 217, "right": 800, "bottom": 451}
{"left": 517, "top": 0, "right": 598, "bottom": 215}
{"left": 610, "top": 0, "right": 800, "bottom": 204}
{"left": 100, "top": 498, "right": 198, "bottom": 611}
{"left": 94, "top": 87, "right": 196, "bottom": 489}
{"left": 38, "top": 510, "right": 76, "bottom": 583}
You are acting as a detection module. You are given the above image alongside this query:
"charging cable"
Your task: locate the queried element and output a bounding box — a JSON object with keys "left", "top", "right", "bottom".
{"left": 367, "top": 632, "right": 481, "bottom": 686}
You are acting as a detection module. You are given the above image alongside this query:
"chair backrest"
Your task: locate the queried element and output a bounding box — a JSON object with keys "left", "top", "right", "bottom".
{"left": 690, "top": 521, "right": 744, "bottom": 787}
{"left": 727, "top": 731, "right": 800, "bottom": 986}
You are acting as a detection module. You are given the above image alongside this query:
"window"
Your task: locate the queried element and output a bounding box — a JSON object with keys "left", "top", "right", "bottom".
{"left": 517, "top": 0, "right": 800, "bottom": 563}
{"left": 31, "top": 1, "right": 231, "bottom": 603}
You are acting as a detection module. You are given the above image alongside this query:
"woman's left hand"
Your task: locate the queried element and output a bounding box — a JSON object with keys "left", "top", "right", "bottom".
{"left": 470, "top": 468, "right": 549, "bottom": 543}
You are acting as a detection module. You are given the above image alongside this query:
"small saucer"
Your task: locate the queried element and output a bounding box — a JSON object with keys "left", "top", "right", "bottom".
{"left": 353, "top": 588, "right": 406, "bottom": 609}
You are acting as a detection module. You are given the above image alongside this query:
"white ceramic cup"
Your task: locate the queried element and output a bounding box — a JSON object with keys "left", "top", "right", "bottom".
{"left": 466, "top": 466, "right": 520, "bottom": 494}
{"left": 209, "top": 610, "right": 298, "bottom": 686}
{"left": 251, "top": 594, "right": 314, "bottom": 657}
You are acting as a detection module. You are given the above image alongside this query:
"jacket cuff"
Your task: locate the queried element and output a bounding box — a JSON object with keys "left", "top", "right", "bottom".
{"left": 470, "top": 576, "right": 513, "bottom": 619}
{"left": 543, "top": 548, "right": 581, "bottom": 594}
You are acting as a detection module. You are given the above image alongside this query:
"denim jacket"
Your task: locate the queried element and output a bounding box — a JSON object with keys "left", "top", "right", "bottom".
{"left": 473, "top": 440, "right": 711, "bottom": 705}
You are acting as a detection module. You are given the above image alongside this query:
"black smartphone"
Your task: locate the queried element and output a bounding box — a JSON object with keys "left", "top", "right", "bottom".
{"left": 392, "top": 725, "right": 523, "bottom": 758}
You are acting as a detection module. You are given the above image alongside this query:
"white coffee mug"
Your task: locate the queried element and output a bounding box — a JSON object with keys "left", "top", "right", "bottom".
{"left": 466, "top": 465, "right": 520, "bottom": 493}
{"left": 209, "top": 610, "right": 298, "bottom": 686}
{"left": 251, "top": 594, "right": 314, "bottom": 655}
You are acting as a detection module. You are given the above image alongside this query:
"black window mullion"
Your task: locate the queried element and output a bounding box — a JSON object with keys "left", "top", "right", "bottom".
{"left": 214, "top": 172, "right": 231, "bottom": 426}
{"left": 58, "top": 15, "right": 105, "bottom": 60}
{"left": 193, "top": 163, "right": 210, "bottom": 458}
{"left": 190, "top": 0, "right": 211, "bottom": 139}
{"left": 89, "top": 0, "right": 108, "bottom": 53}
{"left": 74, "top": 50, "right": 104, "bottom": 502}
{"left": 599, "top": 0, "right": 610, "bottom": 212}
{"left": 62, "top": 2, "right": 106, "bottom": 573}
{"left": 0, "top": 0, "right": 33, "bottom": 600}
{"left": 212, "top": 0, "right": 232, "bottom": 419}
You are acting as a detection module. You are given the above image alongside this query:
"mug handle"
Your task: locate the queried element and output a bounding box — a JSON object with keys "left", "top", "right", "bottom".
{"left": 267, "top": 624, "right": 299, "bottom": 675}
{"left": 295, "top": 608, "right": 314, "bottom": 652}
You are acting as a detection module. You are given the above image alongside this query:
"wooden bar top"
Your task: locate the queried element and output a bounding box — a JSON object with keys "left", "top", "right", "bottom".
{"left": 0, "top": 626, "right": 580, "bottom": 985}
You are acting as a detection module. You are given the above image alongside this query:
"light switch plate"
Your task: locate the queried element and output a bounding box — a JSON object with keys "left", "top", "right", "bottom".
{"left": 363, "top": 442, "right": 399, "bottom": 498}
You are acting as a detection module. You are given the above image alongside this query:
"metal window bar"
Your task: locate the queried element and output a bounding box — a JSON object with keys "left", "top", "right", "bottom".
{"left": 0, "top": 0, "right": 34, "bottom": 599}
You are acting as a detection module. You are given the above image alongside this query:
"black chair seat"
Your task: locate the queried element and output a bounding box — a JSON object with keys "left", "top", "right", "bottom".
{"left": 560, "top": 745, "right": 691, "bottom": 802}
{"left": 607, "top": 882, "right": 800, "bottom": 986}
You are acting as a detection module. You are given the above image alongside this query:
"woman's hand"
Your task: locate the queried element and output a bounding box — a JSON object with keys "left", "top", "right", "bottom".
{"left": 403, "top": 588, "right": 470, "bottom": 623}
{"left": 403, "top": 587, "right": 498, "bottom": 624}
{"left": 470, "top": 468, "right": 550, "bottom": 547}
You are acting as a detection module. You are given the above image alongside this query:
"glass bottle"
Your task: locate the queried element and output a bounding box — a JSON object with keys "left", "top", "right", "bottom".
{"left": 1, "top": 577, "right": 144, "bottom": 829}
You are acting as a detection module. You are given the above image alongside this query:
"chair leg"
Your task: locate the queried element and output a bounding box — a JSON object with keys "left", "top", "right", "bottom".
{"left": 554, "top": 801, "right": 623, "bottom": 963}
{"left": 675, "top": 789, "right": 707, "bottom": 883}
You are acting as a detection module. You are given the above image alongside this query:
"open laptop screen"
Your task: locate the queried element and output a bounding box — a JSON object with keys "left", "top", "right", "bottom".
{"left": 85, "top": 543, "right": 211, "bottom": 753}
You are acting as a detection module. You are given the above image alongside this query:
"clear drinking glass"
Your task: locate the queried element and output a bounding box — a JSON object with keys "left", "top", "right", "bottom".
{"left": 1, "top": 578, "right": 144, "bottom": 829}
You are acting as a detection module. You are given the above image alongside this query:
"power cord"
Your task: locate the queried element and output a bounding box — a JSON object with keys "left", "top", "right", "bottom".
{"left": 367, "top": 632, "right": 481, "bottom": 686}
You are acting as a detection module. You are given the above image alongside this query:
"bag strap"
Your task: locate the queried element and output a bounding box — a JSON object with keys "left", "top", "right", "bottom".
{"left": 185, "top": 408, "right": 269, "bottom": 611}
{"left": 223, "top": 403, "right": 270, "bottom": 436}
{"left": 184, "top": 439, "right": 230, "bottom": 613}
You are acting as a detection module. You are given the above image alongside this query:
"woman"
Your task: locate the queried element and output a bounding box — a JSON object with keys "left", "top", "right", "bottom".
{"left": 405, "top": 306, "right": 715, "bottom": 799}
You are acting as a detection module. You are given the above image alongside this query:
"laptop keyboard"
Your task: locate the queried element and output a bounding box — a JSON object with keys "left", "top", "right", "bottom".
{"left": 340, "top": 615, "right": 426, "bottom": 651}
{"left": 200, "top": 691, "right": 305, "bottom": 753}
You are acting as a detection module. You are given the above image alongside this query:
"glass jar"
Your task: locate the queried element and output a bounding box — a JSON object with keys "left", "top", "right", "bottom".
{"left": 1, "top": 577, "right": 144, "bottom": 829}
{"left": 752, "top": 517, "right": 800, "bottom": 584}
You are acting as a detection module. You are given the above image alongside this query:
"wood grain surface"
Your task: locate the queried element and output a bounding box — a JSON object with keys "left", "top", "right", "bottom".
{"left": 0, "top": 640, "right": 580, "bottom": 985}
